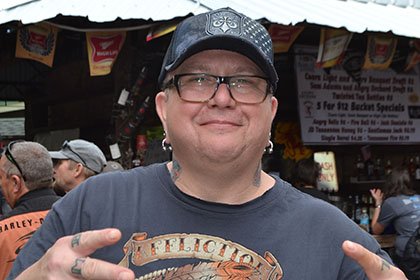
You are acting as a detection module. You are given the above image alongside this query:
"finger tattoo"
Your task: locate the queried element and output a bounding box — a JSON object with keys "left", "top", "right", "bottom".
{"left": 381, "top": 260, "right": 391, "bottom": 271}
{"left": 71, "top": 233, "right": 82, "bottom": 248}
{"left": 71, "top": 258, "right": 85, "bottom": 275}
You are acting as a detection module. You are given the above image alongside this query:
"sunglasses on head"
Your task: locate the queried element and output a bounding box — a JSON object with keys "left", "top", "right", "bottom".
{"left": 62, "top": 140, "right": 87, "bottom": 167}
{"left": 4, "top": 140, "right": 26, "bottom": 181}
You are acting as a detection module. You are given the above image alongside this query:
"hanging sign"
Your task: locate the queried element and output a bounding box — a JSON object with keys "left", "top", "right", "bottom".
{"left": 86, "top": 31, "right": 126, "bottom": 76}
{"left": 316, "top": 28, "right": 352, "bottom": 68}
{"left": 295, "top": 45, "right": 420, "bottom": 145}
{"left": 362, "top": 35, "right": 397, "bottom": 70}
{"left": 146, "top": 24, "right": 176, "bottom": 42}
{"left": 15, "top": 22, "right": 58, "bottom": 67}
{"left": 314, "top": 151, "right": 339, "bottom": 192}
{"left": 269, "top": 24, "right": 304, "bottom": 53}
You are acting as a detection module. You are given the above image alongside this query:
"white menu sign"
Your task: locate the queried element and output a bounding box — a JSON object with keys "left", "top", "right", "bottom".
{"left": 295, "top": 45, "right": 420, "bottom": 145}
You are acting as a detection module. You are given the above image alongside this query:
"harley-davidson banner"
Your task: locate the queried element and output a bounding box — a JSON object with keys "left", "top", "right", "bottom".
{"left": 15, "top": 22, "right": 58, "bottom": 67}
{"left": 86, "top": 31, "right": 126, "bottom": 76}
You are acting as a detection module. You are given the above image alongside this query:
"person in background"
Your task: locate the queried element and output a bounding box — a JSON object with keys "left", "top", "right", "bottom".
{"left": 291, "top": 158, "right": 330, "bottom": 202}
{"left": 371, "top": 167, "right": 420, "bottom": 269}
{"left": 0, "top": 141, "right": 60, "bottom": 279}
{"left": 8, "top": 7, "right": 406, "bottom": 280}
{"left": 49, "top": 139, "right": 106, "bottom": 194}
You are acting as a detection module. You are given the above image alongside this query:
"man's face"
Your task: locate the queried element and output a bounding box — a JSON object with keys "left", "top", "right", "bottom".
{"left": 156, "top": 49, "right": 278, "bottom": 165}
{"left": 53, "top": 159, "right": 77, "bottom": 193}
{"left": 0, "top": 155, "right": 17, "bottom": 207}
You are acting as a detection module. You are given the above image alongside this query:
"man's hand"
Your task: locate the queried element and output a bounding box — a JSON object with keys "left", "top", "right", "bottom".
{"left": 342, "top": 240, "right": 407, "bottom": 279}
{"left": 16, "top": 228, "right": 135, "bottom": 280}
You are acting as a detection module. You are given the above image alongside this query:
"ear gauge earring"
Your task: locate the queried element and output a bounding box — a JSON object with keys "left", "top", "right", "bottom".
{"left": 161, "top": 131, "right": 173, "bottom": 152}
{"left": 264, "top": 140, "right": 274, "bottom": 154}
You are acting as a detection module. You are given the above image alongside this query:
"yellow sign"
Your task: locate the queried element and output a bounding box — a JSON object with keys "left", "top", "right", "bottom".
{"left": 15, "top": 22, "right": 58, "bottom": 67}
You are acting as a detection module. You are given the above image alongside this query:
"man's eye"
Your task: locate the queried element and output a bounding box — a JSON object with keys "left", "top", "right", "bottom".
{"left": 232, "top": 78, "right": 251, "bottom": 86}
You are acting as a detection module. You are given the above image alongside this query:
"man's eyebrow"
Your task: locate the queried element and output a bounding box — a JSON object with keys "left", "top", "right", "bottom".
{"left": 176, "top": 65, "right": 263, "bottom": 75}
{"left": 176, "top": 63, "right": 210, "bottom": 73}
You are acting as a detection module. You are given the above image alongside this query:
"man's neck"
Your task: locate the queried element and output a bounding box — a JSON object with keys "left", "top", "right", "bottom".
{"left": 166, "top": 160, "right": 275, "bottom": 205}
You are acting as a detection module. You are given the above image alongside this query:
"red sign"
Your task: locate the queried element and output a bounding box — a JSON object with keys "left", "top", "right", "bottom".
{"left": 89, "top": 34, "right": 124, "bottom": 63}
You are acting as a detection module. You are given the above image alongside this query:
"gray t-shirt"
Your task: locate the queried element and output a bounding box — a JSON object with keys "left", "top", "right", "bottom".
{"left": 9, "top": 163, "right": 390, "bottom": 279}
{"left": 378, "top": 194, "right": 420, "bottom": 257}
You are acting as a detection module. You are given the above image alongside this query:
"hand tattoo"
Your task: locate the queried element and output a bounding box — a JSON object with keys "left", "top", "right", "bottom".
{"left": 381, "top": 260, "right": 391, "bottom": 271}
{"left": 71, "top": 258, "right": 85, "bottom": 275}
{"left": 71, "top": 233, "right": 81, "bottom": 248}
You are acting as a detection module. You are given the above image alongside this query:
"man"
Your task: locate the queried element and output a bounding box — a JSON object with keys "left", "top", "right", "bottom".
{"left": 0, "top": 141, "right": 60, "bottom": 279}
{"left": 8, "top": 8, "right": 406, "bottom": 280}
{"left": 49, "top": 139, "right": 106, "bottom": 194}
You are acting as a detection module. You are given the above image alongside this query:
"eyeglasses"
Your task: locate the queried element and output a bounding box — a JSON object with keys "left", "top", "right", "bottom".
{"left": 4, "top": 140, "right": 26, "bottom": 181}
{"left": 165, "top": 73, "right": 273, "bottom": 104}
{"left": 62, "top": 140, "right": 87, "bottom": 167}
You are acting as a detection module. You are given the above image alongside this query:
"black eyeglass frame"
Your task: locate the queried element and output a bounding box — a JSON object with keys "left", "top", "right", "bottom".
{"left": 165, "top": 73, "right": 274, "bottom": 105}
{"left": 62, "top": 140, "right": 88, "bottom": 167}
{"left": 4, "top": 140, "right": 27, "bottom": 181}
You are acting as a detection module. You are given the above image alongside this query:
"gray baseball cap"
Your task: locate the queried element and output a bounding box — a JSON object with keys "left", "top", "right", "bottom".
{"left": 158, "top": 7, "right": 278, "bottom": 89}
{"left": 49, "top": 139, "right": 106, "bottom": 173}
{"left": 102, "top": 161, "right": 124, "bottom": 173}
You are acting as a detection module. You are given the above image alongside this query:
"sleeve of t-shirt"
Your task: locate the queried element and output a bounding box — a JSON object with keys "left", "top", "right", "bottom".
{"left": 377, "top": 199, "right": 397, "bottom": 228}
{"left": 334, "top": 214, "right": 393, "bottom": 279}
{"left": 6, "top": 186, "right": 86, "bottom": 279}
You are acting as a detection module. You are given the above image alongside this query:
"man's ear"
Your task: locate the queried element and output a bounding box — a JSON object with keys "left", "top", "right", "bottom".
{"left": 73, "top": 163, "right": 84, "bottom": 178}
{"left": 155, "top": 91, "right": 169, "bottom": 138}
{"left": 10, "top": 174, "right": 23, "bottom": 192}
{"left": 270, "top": 95, "right": 278, "bottom": 122}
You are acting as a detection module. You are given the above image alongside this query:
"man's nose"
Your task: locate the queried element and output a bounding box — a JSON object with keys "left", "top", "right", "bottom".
{"left": 207, "top": 83, "right": 236, "bottom": 107}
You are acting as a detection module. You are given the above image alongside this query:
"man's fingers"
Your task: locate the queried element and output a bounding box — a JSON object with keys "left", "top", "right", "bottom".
{"left": 72, "top": 257, "right": 135, "bottom": 280}
{"left": 343, "top": 240, "right": 383, "bottom": 274}
{"left": 68, "top": 228, "right": 122, "bottom": 256}
{"left": 342, "top": 240, "right": 407, "bottom": 279}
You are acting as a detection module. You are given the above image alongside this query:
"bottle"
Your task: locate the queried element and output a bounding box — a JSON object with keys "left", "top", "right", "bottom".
{"left": 120, "top": 96, "right": 151, "bottom": 140}
{"left": 415, "top": 156, "right": 420, "bottom": 181}
{"left": 105, "top": 134, "right": 121, "bottom": 160}
{"left": 365, "top": 157, "right": 375, "bottom": 180}
{"left": 356, "top": 155, "right": 365, "bottom": 181}
{"left": 384, "top": 159, "right": 392, "bottom": 176}
{"left": 374, "top": 157, "right": 384, "bottom": 180}
{"left": 354, "top": 195, "right": 362, "bottom": 223}
{"left": 359, "top": 208, "right": 370, "bottom": 232}
{"left": 368, "top": 196, "right": 375, "bottom": 220}
{"left": 346, "top": 195, "right": 354, "bottom": 221}
{"left": 408, "top": 157, "right": 416, "bottom": 178}
{"left": 132, "top": 134, "right": 147, "bottom": 167}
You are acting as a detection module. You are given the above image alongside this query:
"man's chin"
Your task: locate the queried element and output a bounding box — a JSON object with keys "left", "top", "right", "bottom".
{"left": 52, "top": 181, "right": 66, "bottom": 196}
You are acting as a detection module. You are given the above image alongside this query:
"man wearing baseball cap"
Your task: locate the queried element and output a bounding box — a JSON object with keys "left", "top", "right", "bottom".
{"left": 49, "top": 139, "right": 106, "bottom": 193}
{"left": 9, "top": 7, "right": 407, "bottom": 280}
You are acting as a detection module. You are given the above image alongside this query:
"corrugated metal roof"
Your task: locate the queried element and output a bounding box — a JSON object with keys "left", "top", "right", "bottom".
{"left": 1, "top": 0, "right": 420, "bottom": 38}
{"left": 201, "top": 0, "right": 420, "bottom": 39}
{"left": 0, "top": 0, "right": 210, "bottom": 24}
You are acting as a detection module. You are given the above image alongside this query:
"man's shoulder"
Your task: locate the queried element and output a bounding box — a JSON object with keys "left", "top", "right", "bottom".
{"left": 72, "top": 162, "right": 168, "bottom": 196}
{"left": 91, "top": 162, "right": 165, "bottom": 183}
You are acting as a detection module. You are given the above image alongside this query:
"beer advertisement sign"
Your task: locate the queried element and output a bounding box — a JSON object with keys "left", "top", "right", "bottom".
{"left": 295, "top": 45, "right": 420, "bottom": 145}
